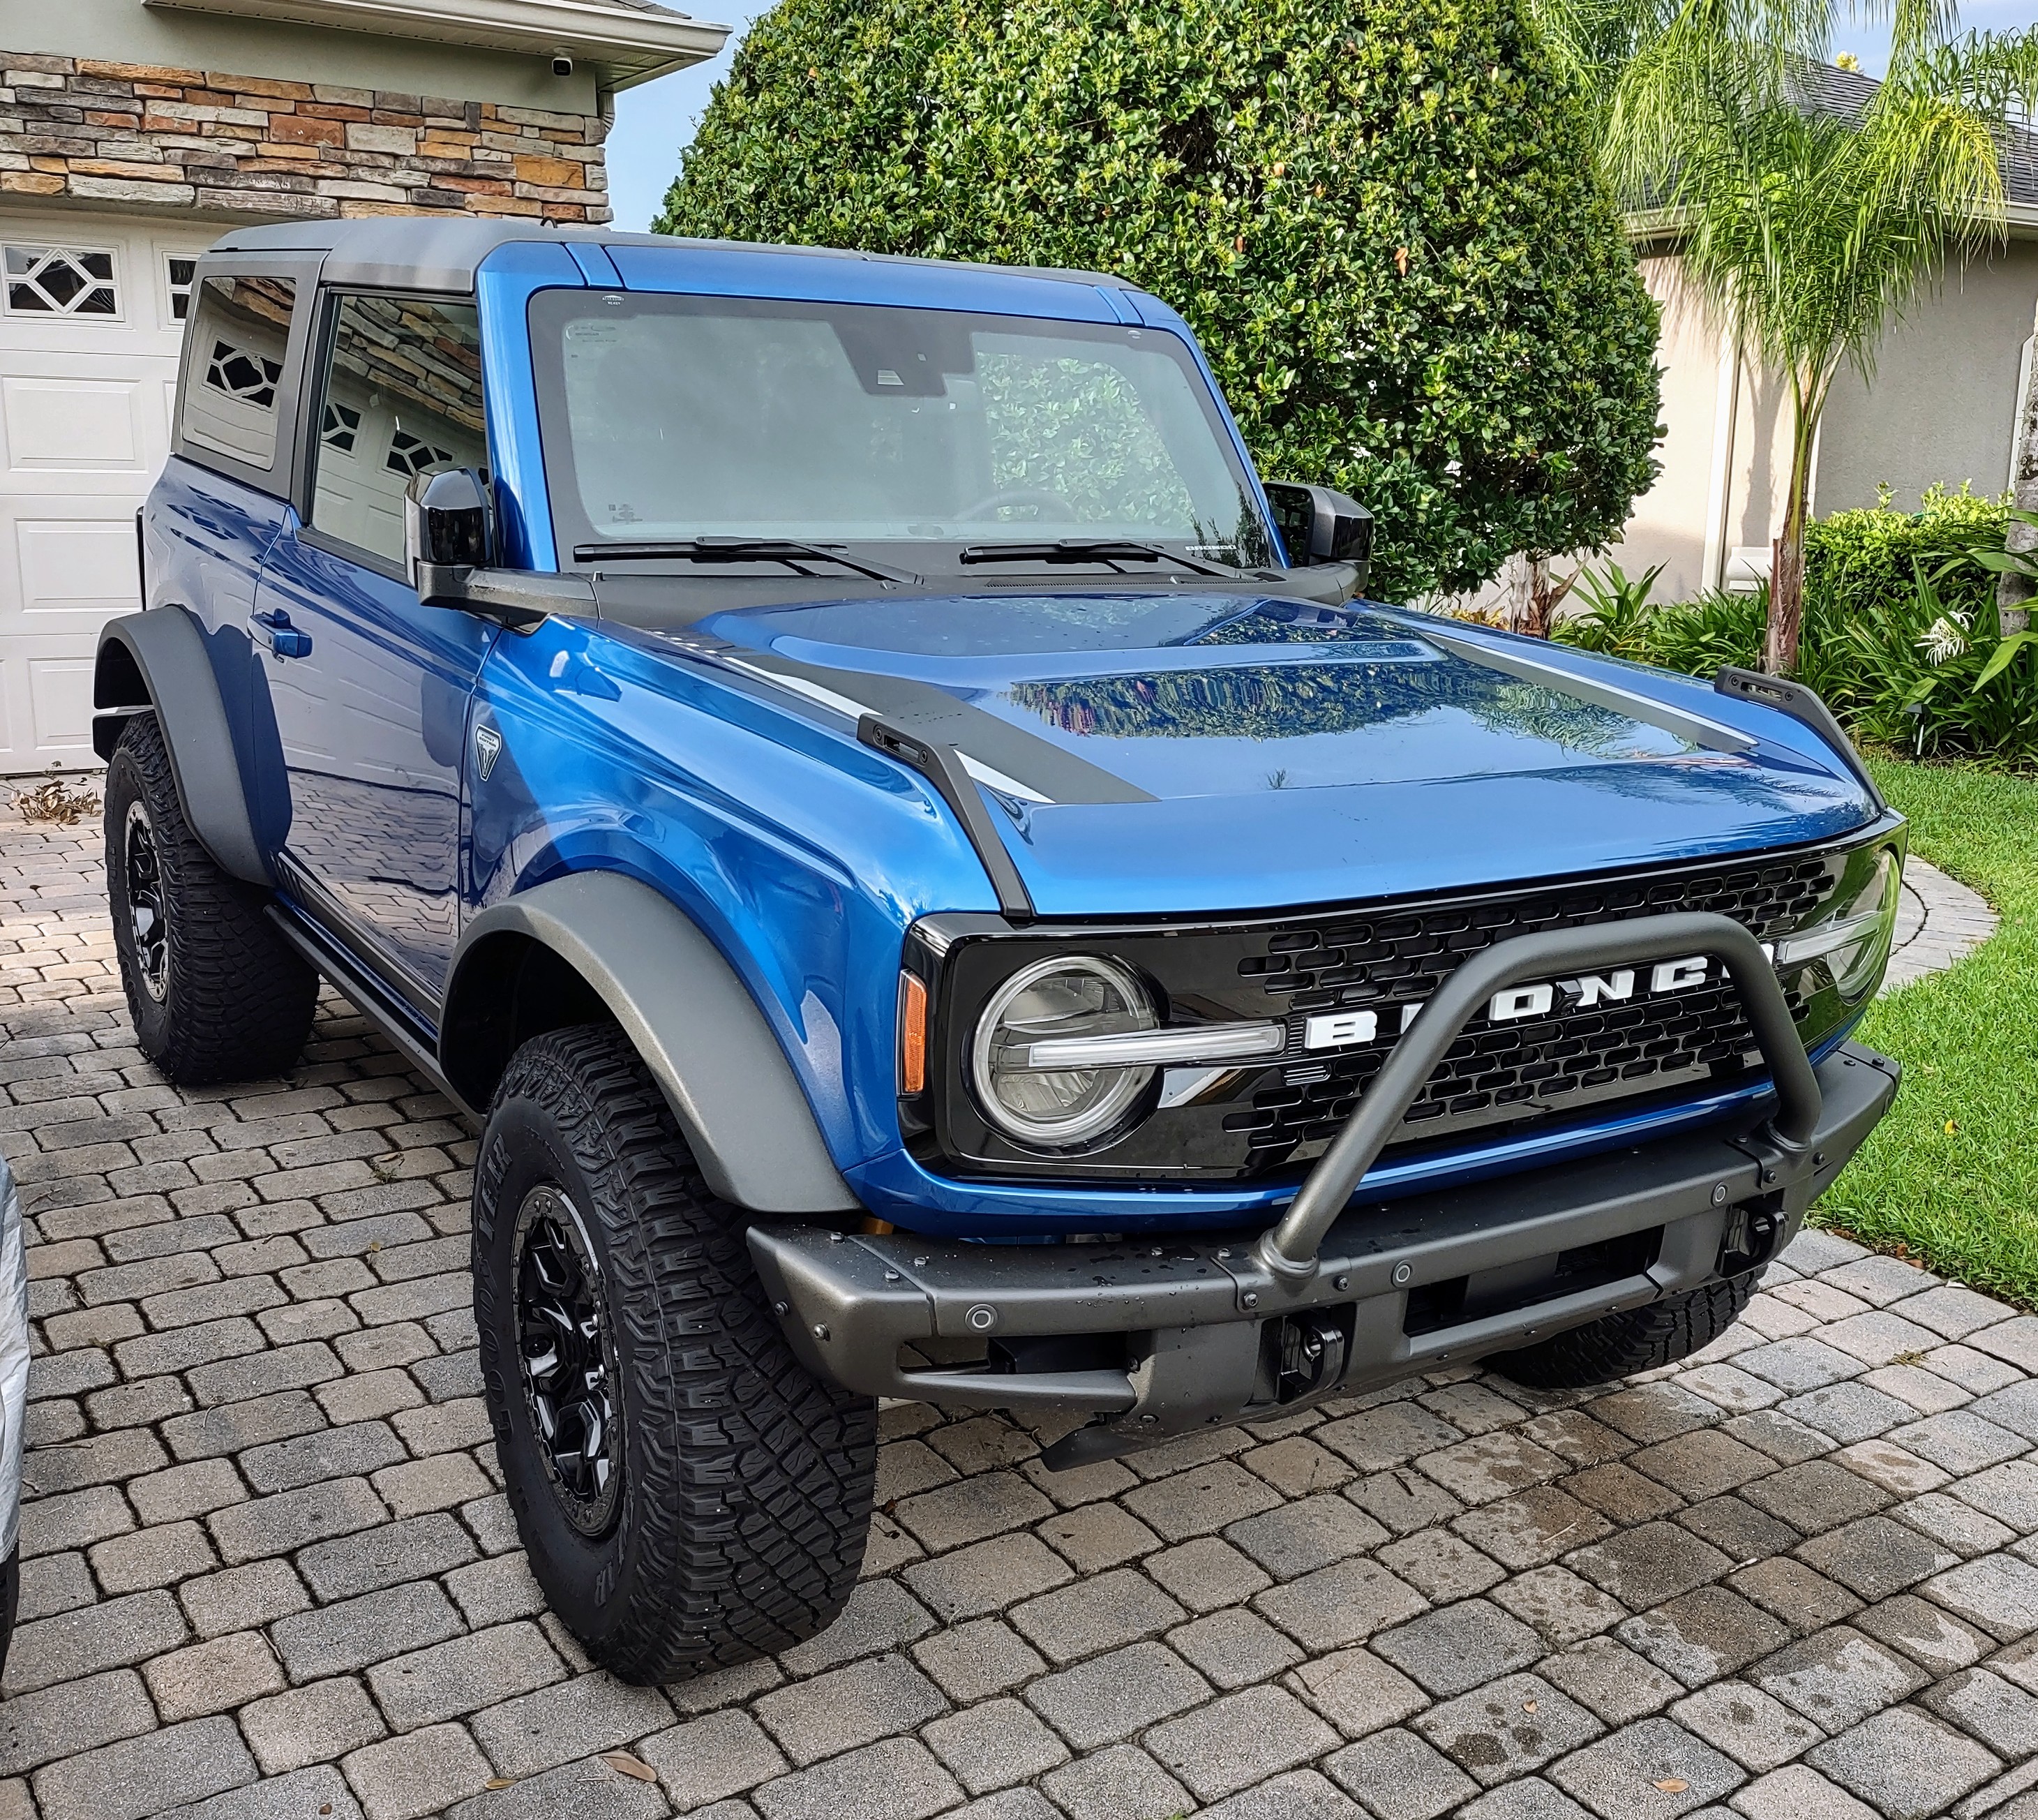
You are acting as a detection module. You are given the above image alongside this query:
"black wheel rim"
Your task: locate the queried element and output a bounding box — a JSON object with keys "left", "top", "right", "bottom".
{"left": 123, "top": 800, "right": 169, "bottom": 1004}
{"left": 511, "top": 1184, "right": 623, "bottom": 1536}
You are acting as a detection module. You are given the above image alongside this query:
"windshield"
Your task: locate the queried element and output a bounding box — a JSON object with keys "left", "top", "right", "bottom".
{"left": 530, "top": 290, "right": 1275, "bottom": 569}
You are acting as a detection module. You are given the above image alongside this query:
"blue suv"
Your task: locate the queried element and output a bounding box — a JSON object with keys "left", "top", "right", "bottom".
{"left": 102, "top": 220, "right": 1903, "bottom": 1681}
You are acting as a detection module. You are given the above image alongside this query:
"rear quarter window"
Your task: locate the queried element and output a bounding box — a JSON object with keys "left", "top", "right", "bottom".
{"left": 181, "top": 276, "right": 298, "bottom": 472}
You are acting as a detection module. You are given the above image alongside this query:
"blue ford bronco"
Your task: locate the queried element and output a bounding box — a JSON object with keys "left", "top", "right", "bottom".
{"left": 102, "top": 219, "right": 1903, "bottom": 1682}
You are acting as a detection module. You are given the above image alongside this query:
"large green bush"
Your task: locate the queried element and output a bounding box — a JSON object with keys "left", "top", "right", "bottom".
{"left": 658, "top": 0, "right": 1665, "bottom": 599}
{"left": 1557, "top": 487, "right": 2038, "bottom": 761}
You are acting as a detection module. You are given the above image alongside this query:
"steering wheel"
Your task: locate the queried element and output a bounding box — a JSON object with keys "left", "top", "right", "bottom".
{"left": 955, "top": 487, "right": 1078, "bottom": 523}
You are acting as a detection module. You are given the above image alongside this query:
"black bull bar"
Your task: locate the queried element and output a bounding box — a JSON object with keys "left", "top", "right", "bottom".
{"left": 750, "top": 913, "right": 1899, "bottom": 1467}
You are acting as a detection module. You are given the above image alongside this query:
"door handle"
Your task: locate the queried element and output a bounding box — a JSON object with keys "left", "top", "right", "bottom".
{"left": 251, "top": 609, "right": 313, "bottom": 661}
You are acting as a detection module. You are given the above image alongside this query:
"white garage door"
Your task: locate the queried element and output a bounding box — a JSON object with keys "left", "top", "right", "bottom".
{"left": 0, "top": 212, "right": 216, "bottom": 774}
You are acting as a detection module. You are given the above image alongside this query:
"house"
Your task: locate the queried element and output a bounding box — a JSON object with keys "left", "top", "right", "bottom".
{"left": 1611, "top": 64, "right": 2038, "bottom": 602}
{"left": 0, "top": 0, "right": 727, "bottom": 772}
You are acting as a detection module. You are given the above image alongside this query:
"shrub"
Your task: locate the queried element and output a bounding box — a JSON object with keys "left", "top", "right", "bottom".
{"left": 1555, "top": 486, "right": 2038, "bottom": 761}
{"left": 659, "top": 0, "right": 1665, "bottom": 601}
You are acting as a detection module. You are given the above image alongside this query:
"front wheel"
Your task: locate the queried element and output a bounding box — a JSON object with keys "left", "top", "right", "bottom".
{"left": 473, "top": 1023, "right": 876, "bottom": 1684}
{"left": 1485, "top": 1271, "right": 1764, "bottom": 1390}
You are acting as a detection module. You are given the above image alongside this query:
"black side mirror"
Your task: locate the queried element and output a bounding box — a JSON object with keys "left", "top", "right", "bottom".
{"left": 1264, "top": 482, "right": 1373, "bottom": 583}
{"left": 405, "top": 467, "right": 497, "bottom": 606}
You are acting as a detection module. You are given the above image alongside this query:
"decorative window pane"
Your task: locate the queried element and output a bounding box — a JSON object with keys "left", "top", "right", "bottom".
{"left": 166, "top": 257, "right": 197, "bottom": 322}
{"left": 206, "top": 340, "right": 283, "bottom": 410}
{"left": 386, "top": 427, "right": 456, "bottom": 477}
{"left": 3, "top": 243, "right": 120, "bottom": 318}
{"left": 321, "top": 401, "right": 361, "bottom": 453}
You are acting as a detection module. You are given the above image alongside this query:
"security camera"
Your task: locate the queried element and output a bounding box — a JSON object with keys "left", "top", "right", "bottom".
{"left": 551, "top": 55, "right": 574, "bottom": 76}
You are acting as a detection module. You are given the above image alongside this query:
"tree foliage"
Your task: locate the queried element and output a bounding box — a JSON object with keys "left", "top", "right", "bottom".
{"left": 658, "top": 0, "right": 1665, "bottom": 599}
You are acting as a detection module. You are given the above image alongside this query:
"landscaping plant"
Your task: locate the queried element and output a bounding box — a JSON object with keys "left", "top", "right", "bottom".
{"left": 1966, "top": 506, "right": 2038, "bottom": 682}
{"left": 658, "top": 0, "right": 1665, "bottom": 602}
{"left": 1531, "top": 0, "right": 2038, "bottom": 673}
{"left": 1559, "top": 488, "right": 2038, "bottom": 761}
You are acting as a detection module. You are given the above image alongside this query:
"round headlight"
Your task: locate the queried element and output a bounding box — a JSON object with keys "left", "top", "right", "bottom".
{"left": 968, "top": 956, "right": 1157, "bottom": 1148}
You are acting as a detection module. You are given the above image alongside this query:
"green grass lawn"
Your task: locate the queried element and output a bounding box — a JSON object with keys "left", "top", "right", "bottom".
{"left": 1812, "top": 757, "right": 2038, "bottom": 1308}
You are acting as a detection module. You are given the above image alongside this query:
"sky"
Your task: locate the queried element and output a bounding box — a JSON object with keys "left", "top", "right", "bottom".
{"left": 603, "top": 0, "right": 2038, "bottom": 234}
{"left": 605, "top": 0, "right": 772, "bottom": 233}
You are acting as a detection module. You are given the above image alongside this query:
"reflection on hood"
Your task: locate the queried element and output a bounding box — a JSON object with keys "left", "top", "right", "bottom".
{"left": 1011, "top": 663, "right": 1673, "bottom": 760}
{"left": 686, "top": 586, "right": 1861, "bottom": 805}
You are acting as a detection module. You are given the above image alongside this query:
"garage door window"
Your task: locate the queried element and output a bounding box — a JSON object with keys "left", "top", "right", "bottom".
{"left": 181, "top": 276, "right": 297, "bottom": 471}
{"left": 165, "top": 257, "right": 197, "bottom": 323}
{"left": 308, "top": 292, "right": 486, "bottom": 567}
{"left": 3, "top": 244, "right": 119, "bottom": 318}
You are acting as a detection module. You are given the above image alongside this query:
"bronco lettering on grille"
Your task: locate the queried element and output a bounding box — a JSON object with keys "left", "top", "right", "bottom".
{"left": 1301, "top": 957, "right": 1711, "bottom": 1052}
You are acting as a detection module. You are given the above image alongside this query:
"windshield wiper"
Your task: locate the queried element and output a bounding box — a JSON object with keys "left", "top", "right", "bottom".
{"left": 572, "top": 537, "right": 920, "bottom": 585}
{"left": 957, "top": 538, "right": 1237, "bottom": 579}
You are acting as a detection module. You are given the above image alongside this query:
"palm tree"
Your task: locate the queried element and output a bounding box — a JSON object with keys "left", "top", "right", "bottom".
{"left": 1531, "top": 0, "right": 2038, "bottom": 671}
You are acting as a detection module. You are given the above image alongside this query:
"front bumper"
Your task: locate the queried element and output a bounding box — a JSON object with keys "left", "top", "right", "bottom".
{"left": 750, "top": 1041, "right": 1898, "bottom": 1467}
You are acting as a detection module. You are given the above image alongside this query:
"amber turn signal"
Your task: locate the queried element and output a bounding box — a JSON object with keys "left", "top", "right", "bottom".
{"left": 899, "top": 971, "right": 929, "bottom": 1096}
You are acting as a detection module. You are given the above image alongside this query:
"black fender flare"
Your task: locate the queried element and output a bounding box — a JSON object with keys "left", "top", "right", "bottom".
{"left": 442, "top": 871, "right": 860, "bottom": 1215}
{"left": 93, "top": 609, "right": 271, "bottom": 884}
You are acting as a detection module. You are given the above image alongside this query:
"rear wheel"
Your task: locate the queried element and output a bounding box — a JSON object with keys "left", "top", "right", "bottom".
{"left": 1485, "top": 1272, "right": 1764, "bottom": 1390}
{"left": 473, "top": 1022, "right": 876, "bottom": 1683}
{"left": 104, "top": 713, "right": 317, "bottom": 1084}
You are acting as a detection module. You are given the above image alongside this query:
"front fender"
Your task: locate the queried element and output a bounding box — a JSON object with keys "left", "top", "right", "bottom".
{"left": 444, "top": 870, "right": 860, "bottom": 1215}
{"left": 93, "top": 607, "right": 270, "bottom": 884}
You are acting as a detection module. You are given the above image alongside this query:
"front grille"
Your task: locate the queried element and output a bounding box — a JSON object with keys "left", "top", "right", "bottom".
{"left": 913, "top": 830, "right": 1893, "bottom": 1186}
{"left": 1223, "top": 852, "right": 1832, "bottom": 1158}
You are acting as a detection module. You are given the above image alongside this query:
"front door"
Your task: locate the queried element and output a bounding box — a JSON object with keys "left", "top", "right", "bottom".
{"left": 252, "top": 290, "right": 495, "bottom": 1006}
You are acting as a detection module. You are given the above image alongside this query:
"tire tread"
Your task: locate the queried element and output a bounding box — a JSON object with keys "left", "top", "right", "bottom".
{"left": 474, "top": 1023, "right": 874, "bottom": 1683}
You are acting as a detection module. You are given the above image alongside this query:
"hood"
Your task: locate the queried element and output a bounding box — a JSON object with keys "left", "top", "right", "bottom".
{"left": 675, "top": 590, "right": 1879, "bottom": 918}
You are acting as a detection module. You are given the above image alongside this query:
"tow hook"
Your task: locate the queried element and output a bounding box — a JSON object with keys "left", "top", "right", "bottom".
{"left": 1718, "top": 1200, "right": 1785, "bottom": 1277}
{"left": 1275, "top": 1308, "right": 1348, "bottom": 1403}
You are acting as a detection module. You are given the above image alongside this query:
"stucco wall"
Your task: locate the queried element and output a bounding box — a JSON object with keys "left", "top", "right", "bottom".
{"left": 1605, "top": 256, "right": 1729, "bottom": 602}
{"left": 1817, "top": 243, "right": 2038, "bottom": 514}
{"left": 1602, "top": 241, "right": 2031, "bottom": 604}
{"left": 10, "top": 0, "right": 599, "bottom": 113}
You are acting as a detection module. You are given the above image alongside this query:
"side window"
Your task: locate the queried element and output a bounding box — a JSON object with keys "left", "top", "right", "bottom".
{"left": 181, "top": 276, "right": 297, "bottom": 470}
{"left": 308, "top": 292, "right": 486, "bottom": 567}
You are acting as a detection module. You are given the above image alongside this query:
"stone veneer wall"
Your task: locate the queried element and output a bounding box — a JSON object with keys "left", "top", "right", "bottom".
{"left": 0, "top": 52, "right": 609, "bottom": 222}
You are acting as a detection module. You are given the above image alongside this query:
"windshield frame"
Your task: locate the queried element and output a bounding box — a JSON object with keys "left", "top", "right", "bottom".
{"left": 526, "top": 285, "right": 1280, "bottom": 579}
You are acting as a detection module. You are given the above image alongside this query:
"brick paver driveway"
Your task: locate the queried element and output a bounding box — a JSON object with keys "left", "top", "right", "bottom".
{"left": 3, "top": 807, "right": 2035, "bottom": 1820}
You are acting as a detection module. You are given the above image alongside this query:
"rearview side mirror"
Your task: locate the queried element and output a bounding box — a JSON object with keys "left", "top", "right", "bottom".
{"left": 405, "top": 467, "right": 497, "bottom": 606}
{"left": 1264, "top": 482, "right": 1373, "bottom": 585}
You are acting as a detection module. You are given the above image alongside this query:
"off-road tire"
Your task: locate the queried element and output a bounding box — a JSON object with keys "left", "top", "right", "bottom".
{"left": 104, "top": 713, "right": 317, "bottom": 1084}
{"left": 1485, "top": 1271, "right": 1764, "bottom": 1390}
{"left": 473, "top": 1022, "right": 876, "bottom": 1684}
